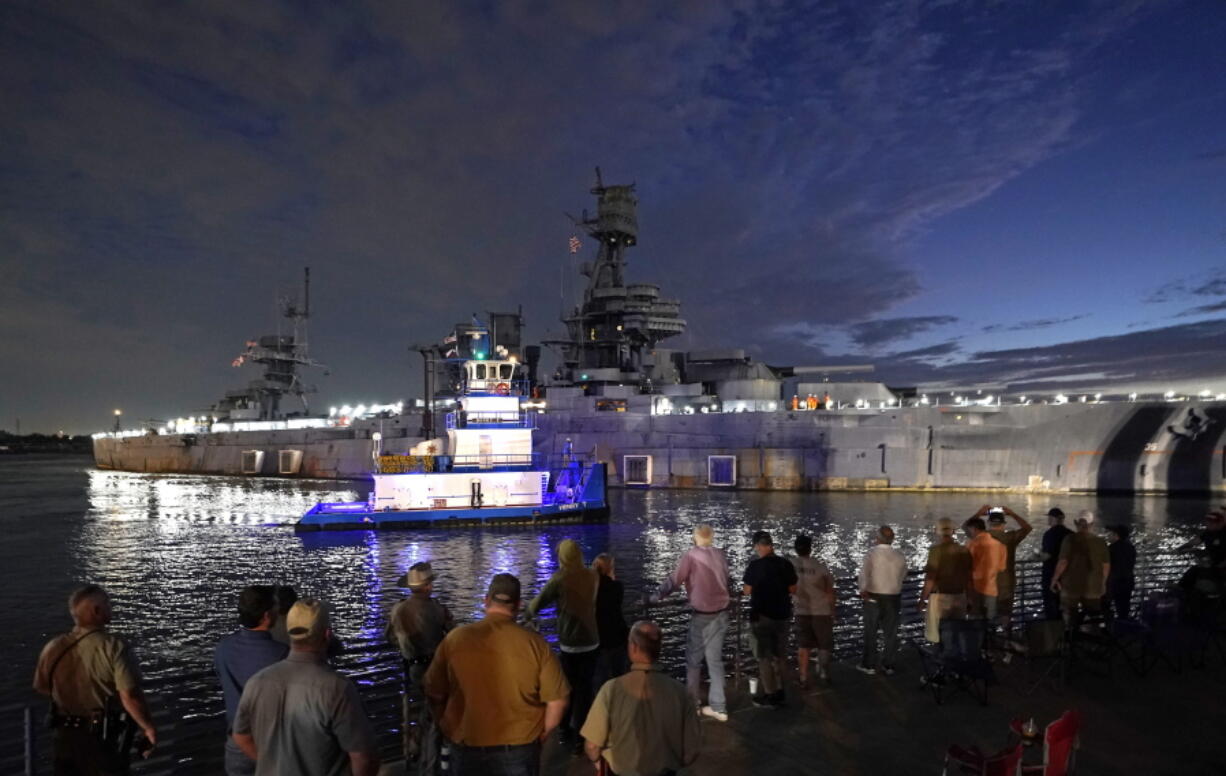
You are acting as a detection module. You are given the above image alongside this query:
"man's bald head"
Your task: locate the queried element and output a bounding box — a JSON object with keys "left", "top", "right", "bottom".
{"left": 68, "top": 585, "right": 112, "bottom": 628}
{"left": 628, "top": 620, "right": 662, "bottom": 663}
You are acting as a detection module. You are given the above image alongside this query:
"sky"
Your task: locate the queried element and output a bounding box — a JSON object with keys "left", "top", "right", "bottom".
{"left": 3, "top": 0, "right": 1226, "bottom": 433}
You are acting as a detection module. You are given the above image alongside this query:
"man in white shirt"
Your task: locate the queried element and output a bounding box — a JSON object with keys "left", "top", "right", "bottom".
{"left": 857, "top": 526, "right": 908, "bottom": 675}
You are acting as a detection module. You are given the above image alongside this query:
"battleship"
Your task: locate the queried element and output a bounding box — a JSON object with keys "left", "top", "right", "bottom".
{"left": 93, "top": 175, "right": 1226, "bottom": 495}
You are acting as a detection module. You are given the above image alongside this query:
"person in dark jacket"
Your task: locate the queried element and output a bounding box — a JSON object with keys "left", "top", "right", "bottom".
{"left": 527, "top": 539, "right": 599, "bottom": 748}
{"left": 592, "top": 553, "right": 630, "bottom": 688}
{"left": 1039, "top": 509, "right": 1072, "bottom": 620}
{"left": 1106, "top": 525, "right": 1137, "bottom": 620}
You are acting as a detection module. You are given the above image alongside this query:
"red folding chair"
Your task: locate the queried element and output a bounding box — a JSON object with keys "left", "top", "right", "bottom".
{"left": 1010, "top": 709, "right": 1081, "bottom": 775}
{"left": 943, "top": 741, "right": 1023, "bottom": 775}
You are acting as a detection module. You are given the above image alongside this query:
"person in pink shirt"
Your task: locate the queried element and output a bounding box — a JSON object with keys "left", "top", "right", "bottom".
{"left": 649, "top": 523, "right": 731, "bottom": 721}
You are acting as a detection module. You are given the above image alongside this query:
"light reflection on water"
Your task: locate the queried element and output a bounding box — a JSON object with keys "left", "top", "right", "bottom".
{"left": 0, "top": 456, "right": 1216, "bottom": 711}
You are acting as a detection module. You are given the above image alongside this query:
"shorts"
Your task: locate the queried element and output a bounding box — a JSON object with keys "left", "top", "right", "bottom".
{"left": 794, "top": 615, "right": 834, "bottom": 650}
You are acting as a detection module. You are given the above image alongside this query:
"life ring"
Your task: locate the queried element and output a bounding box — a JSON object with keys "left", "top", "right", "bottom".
{"left": 494, "top": 382, "right": 511, "bottom": 396}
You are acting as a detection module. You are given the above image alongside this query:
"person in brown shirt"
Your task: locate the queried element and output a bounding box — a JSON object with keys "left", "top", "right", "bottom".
{"left": 33, "top": 584, "right": 157, "bottom": 775}
{"left": 387, "top": 562, "right": 454, "bottom": 775}
{"left": 1052, "top": 510, "right": 1111, "bottom": 626}
{"left": 424, "top": 574, "right": 569, "bottom": 776}
{"left": 920, "top": 518, "right": 972, "bottom": 643}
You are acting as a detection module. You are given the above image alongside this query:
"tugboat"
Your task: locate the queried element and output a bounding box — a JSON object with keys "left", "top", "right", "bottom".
{"left": 296, "top": 322, "right": 608, "bottom": 531}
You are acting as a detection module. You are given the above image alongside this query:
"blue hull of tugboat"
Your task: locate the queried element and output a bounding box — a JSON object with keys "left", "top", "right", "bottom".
{"left": 295, "top": 464, "right": 608, "bottom": 532}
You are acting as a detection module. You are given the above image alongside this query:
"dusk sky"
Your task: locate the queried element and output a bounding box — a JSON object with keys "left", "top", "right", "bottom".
{"left": 4, "top": 0, "right": 1226, "bottom": 433}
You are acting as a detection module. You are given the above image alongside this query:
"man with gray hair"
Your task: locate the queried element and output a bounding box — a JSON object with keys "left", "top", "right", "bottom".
{"left": 233, "top": 598, "right": 380, "bottom": 776}
{"left": 582, "top": 621, "right": 701, "bottom": 776}
{"left": 857, "top": 525, "right": 908, "bottom": 675}
{"left": 34, "top": 584, "right": 158, "bottom": 775}
{"left": 649, "top": 523, "right": 731, "bottom": 722}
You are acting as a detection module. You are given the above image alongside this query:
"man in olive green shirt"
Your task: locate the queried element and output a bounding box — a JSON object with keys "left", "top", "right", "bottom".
{"left": 425, "top": 574, "right": 569, "bottom": 775}
{"left": 920, "top": 518, "right": 972, "bottom": 643}
{"left": 582, "top": 621, "right": 700, "bottom": 776}
{"left": 1052, "top": 510, "right": 1111, "bottom": 626}
{"left": 33, "top": 584, "right": 157, "bottom": 775}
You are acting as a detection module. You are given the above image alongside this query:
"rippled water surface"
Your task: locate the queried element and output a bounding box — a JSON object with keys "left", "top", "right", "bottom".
{"left": 0, "top": 455, "right": 1216, "bottom": 766}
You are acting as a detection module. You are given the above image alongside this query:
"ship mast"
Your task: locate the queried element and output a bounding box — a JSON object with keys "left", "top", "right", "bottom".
{"left": 551, "top": 169, "right": 686, "bottom": 387}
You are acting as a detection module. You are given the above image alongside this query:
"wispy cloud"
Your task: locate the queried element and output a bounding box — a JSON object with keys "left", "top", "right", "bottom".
{"left": 981, "top": 315, "right": 1088, "bottom": 333}
{"left": 849, "top": 316, "right": 959, "bottom": 349}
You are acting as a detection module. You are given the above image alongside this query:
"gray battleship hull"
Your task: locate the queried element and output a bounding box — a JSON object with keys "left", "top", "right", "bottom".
{"left": 93, "top": 401, "right": 1226, "bottom": 493}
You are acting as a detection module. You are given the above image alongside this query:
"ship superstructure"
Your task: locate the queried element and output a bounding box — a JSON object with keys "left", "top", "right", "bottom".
{"left": 549, "top": 169, "right": 687, "bottom": 390}
{"left": 92, "top": 175, "right": 1226, "bottom": 496}
{"left": 212, "top": 268, "right": 323, "bottom": 424}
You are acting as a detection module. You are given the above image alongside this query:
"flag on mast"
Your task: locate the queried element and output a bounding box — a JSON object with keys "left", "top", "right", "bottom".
{"left": 568, "top": 235, "right": 581, "bottom": 254}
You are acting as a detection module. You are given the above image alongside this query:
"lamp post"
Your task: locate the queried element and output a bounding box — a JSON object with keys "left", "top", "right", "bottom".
{"left": 112, "top": 409, "right": 122, "bottom": 433}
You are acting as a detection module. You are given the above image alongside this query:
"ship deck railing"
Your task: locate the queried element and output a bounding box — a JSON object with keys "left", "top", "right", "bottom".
{"left": 2, "top": 550, "right": 1209, "bottom": 775}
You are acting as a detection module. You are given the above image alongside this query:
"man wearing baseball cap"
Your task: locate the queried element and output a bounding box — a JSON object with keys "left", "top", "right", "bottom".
{"left": 741, "top": 531, "right": 798, "bottom": 707}
{"left": 1039, "top": 508, "right": 1072, "bottom": 620}
{"left": 424, "top": 574, "right": 569, "bottom": 775}
{"left": 1051, "top": 511, "right": 1111, "bottom": 626}
{"left": 233, "top": 598, "right": 380, "bottom": 776}
{"left": 387, "top": 563, "right": 454, "bottom": 775}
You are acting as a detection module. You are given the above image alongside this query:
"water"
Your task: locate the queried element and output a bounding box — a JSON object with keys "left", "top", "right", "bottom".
{"left": 0, "top": 455, "right": 1215, "bottom": 766}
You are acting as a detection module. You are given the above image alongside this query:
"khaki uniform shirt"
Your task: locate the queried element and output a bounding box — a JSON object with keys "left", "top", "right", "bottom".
{"left": 33, "top": 628, "right": 141, "bottom": 715}
{"left": 423, "top": 614, "right": 569, "bottom": 746}
{"left": 580, "top": 664, "right": 700, "bottom": 776}
{"left": 925, "top": 541, "right": 972, "bottom": 595}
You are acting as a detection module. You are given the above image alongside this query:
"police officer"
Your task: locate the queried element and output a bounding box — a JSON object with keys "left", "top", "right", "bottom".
{"left": 386, "top": 563, "right": 453, "bottom": 776}
{"left": 33, "top": 584, "right": 157, "bottom": 775}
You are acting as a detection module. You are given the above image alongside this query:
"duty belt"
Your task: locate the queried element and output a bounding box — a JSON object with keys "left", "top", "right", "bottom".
{"left": 49, "top": 710, "right": 98, "bottom": 730}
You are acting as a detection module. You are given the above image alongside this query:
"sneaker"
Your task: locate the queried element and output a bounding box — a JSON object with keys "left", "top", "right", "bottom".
{"left": 855, "top": 664, "right": 877, "bottom": 676}
{"left": 880, "top": 665, "right": 897, "bottom": 676}
{"left": 700, "top": 705, "right": 728, "bottom": 722}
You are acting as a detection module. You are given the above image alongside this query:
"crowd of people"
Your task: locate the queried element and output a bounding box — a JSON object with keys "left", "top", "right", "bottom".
{"left": 31, "top": 505, "right": 1226, "bottom": 776}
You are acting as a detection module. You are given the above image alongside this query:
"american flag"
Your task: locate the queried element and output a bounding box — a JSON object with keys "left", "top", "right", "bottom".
{"left": 231, "top": 355, "right": 246, "bottom": 367}
{"left": 568, "top": 235, "right": 582, "bottom": 254}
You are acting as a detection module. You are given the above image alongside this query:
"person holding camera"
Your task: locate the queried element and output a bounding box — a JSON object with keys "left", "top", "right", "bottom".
{"left": 981, "top": 505, "right": 1032, "bottom": 633}
{"left": 33, "top": 584, "right": 157, "bottom": 775}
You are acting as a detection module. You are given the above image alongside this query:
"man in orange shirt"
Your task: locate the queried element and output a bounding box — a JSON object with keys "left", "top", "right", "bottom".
{"left": 963, "top": 517, "right": 1006, "bottom": 620}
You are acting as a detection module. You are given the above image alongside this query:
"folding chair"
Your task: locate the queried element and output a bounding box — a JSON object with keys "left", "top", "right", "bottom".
{"left": 915, "top": 618, "right": 994, "bottom": 705}
{"left": 1010, "top": 709, "right": 1080, "bottom": 776}
{"left": 1019, "top": 619, "right": 1066, "bottom": 695}
{"left": 943, "top": 741, "right": 1023, "bottom": 775}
